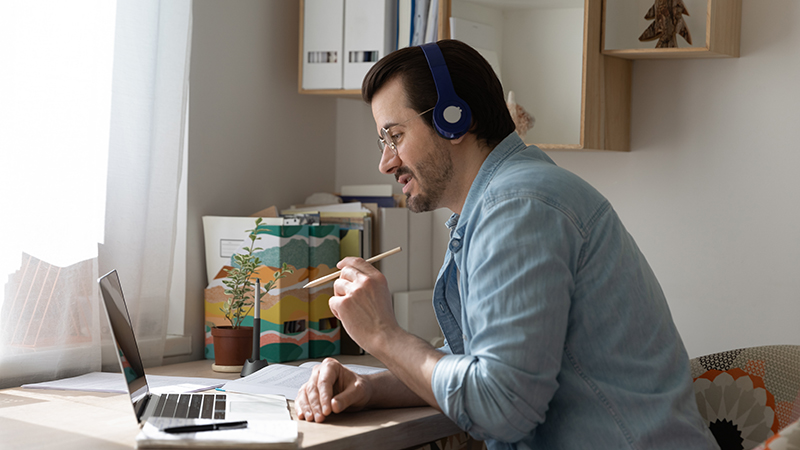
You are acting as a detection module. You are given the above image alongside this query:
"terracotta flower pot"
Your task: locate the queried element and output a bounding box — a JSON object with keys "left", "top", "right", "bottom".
{"left": 211, "top": 326, "right": 253, "bottom": 367}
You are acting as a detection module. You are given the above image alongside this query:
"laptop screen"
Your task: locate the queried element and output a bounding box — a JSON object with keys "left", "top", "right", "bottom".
{"left": 98, "top": 270, "right": 150, "bottom": 420}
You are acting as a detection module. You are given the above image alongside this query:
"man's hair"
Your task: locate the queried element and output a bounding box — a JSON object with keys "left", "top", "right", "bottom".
{"left": 362, "top": 39, "right": 515, "bottom": 149}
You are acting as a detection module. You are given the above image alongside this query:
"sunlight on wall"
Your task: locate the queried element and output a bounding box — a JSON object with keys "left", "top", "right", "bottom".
{"left": 0, "top": 1, "right": 117, "bottom": 309}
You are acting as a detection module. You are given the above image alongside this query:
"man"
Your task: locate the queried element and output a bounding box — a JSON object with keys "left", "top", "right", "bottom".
{"left": 296, "top": 40, "right": 718, "bottom": 449}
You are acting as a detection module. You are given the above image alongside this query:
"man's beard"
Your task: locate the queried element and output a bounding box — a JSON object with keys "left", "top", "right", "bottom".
{"left": 398, "top": 140, "right": 454, "bottom": 213}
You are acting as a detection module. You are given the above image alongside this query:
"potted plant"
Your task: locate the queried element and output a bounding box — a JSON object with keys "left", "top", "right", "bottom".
{"left": 210, "top": 217, "right": 293, "bottom": 370}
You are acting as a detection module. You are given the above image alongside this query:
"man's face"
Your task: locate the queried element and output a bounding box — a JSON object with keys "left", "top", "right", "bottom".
{"left": 372, "top": 78, "right": 454, "bottom": 213}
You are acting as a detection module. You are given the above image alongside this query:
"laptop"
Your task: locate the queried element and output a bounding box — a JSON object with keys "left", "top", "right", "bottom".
{"left": 98, "top": 269, "right": 298, "bottom": 448}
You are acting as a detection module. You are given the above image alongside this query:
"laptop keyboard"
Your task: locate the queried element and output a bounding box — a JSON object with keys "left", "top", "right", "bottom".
{"left": 152, "top": 393, "right": 226, "bottom": 419}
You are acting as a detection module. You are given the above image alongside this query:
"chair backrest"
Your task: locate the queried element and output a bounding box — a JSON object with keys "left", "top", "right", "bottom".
{"left": 690, "top": 345, "right": 800, "bottom": 450}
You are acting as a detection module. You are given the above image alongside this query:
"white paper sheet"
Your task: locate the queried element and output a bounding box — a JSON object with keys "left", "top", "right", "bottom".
{"left": 138, "top": 417, "right": 298, "bottom": 449}
{"left": 220, "top": 362, "right": 386, "bottom": 400}
{"left": 21, "top": 372, "right": 229, "bottom": 394}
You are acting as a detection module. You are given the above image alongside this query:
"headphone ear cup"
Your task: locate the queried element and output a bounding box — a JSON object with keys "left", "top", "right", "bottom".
{"left": 432, "top": 98, "right": 472, "bottom": 139}
{"left": 420, "top": 43, "right": 472, "bottom": 140}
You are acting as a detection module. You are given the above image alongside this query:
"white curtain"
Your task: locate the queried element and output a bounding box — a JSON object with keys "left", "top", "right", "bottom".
{"left": 98, "top": 0, "right": 192, "bottom": 369}
{"left": 0, "top": 0, "right": 191, "bottom": 388}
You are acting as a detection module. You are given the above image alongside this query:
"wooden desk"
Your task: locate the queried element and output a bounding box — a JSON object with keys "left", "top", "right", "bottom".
{"left": 0, "top": 357, "right": 463, "bottom": 450}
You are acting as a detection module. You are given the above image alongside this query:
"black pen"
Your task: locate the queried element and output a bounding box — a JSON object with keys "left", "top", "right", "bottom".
{"left": 162, "top": 420, "right": 248, "bottom": 434}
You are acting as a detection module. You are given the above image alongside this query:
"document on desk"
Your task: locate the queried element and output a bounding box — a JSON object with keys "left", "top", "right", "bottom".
{"left": 221, "top": 362, "right": 386, "bottom": 400}
{"left": 138, "top": 419, "right": 298, "bottom": 449}
{"left": 137, "top": 394, "right": 297, "bottom": 449}
{"left": 21, "top": 372, "right": 229, "bottom": 394}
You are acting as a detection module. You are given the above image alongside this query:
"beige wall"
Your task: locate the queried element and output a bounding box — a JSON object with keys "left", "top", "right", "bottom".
{"left": 182, "top": 0, "right": 337, "bottom": 362}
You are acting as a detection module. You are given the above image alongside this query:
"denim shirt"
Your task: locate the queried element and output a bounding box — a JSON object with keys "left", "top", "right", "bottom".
{"left": 430, "top": 133, "right": 718, "bottom": 450}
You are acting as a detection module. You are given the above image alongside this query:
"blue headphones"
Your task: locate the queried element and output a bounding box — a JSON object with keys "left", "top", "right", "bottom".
{"left": 420, "top": 42, "right": 472, "bottom": 140}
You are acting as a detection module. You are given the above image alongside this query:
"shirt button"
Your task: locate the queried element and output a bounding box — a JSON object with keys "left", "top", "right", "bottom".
{"left": 449, "top": 240, "right": 461, "bottom": 251}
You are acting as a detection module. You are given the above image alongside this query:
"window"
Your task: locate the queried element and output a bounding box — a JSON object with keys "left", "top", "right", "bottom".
{"left": 0, "top": 1, "right": 116, "bottom": 302}
{"left": 0, "top": 0, "right": 192, "bottom": 387}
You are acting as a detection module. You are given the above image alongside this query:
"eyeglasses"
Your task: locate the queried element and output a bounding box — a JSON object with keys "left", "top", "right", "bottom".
{"left": 377, "top": 107, "right": 434, "bottom": 159}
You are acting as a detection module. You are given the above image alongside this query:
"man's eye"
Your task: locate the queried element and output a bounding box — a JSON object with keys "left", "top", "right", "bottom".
{"left": 392, "top": 132, "right": 402, "bottom": 141}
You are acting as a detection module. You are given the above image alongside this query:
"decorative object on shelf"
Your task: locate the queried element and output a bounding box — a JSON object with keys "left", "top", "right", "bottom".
{"left": 638, "top": 0, "right": 692, "bottom": 48}
{"left": 506, "top": 91, "right": 535, "bottom": 139}
{"left": 604, "top": 0, "right": 740, "bottom": 60}
{"left": 209, "top": 217, "right": 293, "bottom": 372}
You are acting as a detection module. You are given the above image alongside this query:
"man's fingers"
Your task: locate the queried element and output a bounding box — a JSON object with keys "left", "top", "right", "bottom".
{"left": 330, "top": 387, "right": 354, "bottom": 414}
{"left": 295, "top": 377, "right": 318, "bottom": 421}
{"left": 296, "top": 359, "right": 345, "bottom": 422}
{"left": 294, "top": 388, "right": 307, "bottom": 419}
{"left": 336, "top": 256, "right": 361, "bottom": 270}
{"left": 301, "top": 369, "right": 321, "bottom": 422}
{"left": 316, "top": 360, "right": 341, "bottom": 416}
{"left": 330, "top": 376, "right": 367, "bottom": 414}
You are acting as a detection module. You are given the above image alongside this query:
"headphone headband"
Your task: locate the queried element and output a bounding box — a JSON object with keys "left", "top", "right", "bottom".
{"left": 420, "top": 43, "right": 472, "bottom": 139}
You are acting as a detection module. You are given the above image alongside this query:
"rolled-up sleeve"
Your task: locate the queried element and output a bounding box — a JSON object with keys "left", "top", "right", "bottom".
{"left": 431, "top": 195, "right": 585, "bottom": 443}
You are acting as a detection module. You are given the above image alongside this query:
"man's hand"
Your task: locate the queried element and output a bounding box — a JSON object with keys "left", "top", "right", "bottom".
{"left": 295, "top": 358, "right": 372, "bottom": 422}
{"left": 329, "top": 256, "right": 400, "bottom": 353}
{"left": 318, "top": 256, "right": 445, "bottom": 414}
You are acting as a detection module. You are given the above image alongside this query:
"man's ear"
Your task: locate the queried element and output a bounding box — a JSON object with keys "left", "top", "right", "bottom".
{"left": 449, "top": 134, "right": 466, "bottom": 145}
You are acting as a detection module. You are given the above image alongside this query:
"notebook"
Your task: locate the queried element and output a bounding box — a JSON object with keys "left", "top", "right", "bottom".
{"left": 98, "top": 269, "right": 298, "bottom": 448}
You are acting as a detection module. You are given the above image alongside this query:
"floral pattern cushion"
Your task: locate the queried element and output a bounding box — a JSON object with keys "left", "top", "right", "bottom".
{"left": 691, "top": 345, "right": 800, "bottom": 450}
{"left": 754, "top": 418, "right": 800, "bottom": 450}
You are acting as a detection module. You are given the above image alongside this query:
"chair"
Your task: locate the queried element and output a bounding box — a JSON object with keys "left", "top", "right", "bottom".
{"left": 691, "top": 345, "right": 800, "bottom": 450}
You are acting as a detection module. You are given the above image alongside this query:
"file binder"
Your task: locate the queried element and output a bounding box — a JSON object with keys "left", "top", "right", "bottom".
{"left": 407, "top": 210, "right": 433, "bottom": 290}
{"left": 378, "top": 207, "right": 409, "bottom": 295}
{"left": 343, "top": 0, "right": 397, "bottom": 90}
{"left": 302, "top": 0, "right": 344, "bottom": 90}
{"left": 397, "top": 0, "right": 413, "bottom": 49}
{"left": 393, "top": 289, "right": 440, "bottom": 343}
{"left": 411, "top": 0, "right": 429, "bottom": 46}
{"left": 204, "top": 224, "right": 310, "bottom": 363}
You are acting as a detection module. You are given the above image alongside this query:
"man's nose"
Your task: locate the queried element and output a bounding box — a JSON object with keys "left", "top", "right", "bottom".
{"left": 378, "top": 148, "right": 399, "bottom": 174}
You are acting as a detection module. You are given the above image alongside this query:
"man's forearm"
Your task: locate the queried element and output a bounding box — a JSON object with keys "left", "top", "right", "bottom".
{"left": 363, "top": 368, "right": 428, "bottom": 409}
{"left": 368, "top": 327, "right": 445, "bottom": 410}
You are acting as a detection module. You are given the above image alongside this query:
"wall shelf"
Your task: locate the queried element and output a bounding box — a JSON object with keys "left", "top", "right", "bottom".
{"left": 602, "top": 0, "right": 742, "bottom": 59}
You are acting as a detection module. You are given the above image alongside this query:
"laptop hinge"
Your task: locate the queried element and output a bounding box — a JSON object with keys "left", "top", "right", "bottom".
{"left": 135, "top": 394, "right": 151, "bottom": 424}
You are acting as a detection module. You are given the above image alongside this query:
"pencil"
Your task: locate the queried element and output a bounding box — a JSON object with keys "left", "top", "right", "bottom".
{"left": 303, "top": 246, "right": 402, "bottom": 289}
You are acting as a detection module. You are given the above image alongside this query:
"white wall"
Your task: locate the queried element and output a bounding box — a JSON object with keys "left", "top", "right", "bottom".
{"left": 334, "top": 0, "right": 800, "bottom": 358}
{"left": 550, "top": 0, "right": 800, "bottom": 358}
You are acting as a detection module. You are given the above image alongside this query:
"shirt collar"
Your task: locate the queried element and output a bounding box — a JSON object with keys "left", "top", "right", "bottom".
{"left": 459, "top": 132, "right": 528, "bottom": 223}
{"left": 444, "top": 132, "right": 555, "bottom": 235}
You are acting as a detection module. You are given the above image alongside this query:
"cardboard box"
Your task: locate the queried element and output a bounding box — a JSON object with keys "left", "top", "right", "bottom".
{"left": 204, "top": 223, "right": 310, "bottom": 363}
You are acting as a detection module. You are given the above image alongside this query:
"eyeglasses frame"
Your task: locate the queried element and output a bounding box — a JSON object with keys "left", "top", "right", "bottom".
{"left": 377, "top": 107, "right": 435, "bottom": 159}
